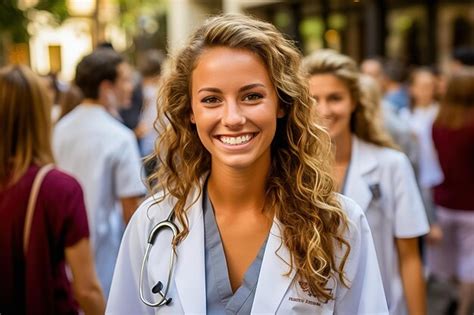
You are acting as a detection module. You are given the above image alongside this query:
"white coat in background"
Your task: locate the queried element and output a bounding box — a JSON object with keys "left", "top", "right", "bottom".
{"left": 53, "top": 104, "right": 146, "bottom": 297}
{"left": 344, "top": 136, "right": 429, "bottom": 315}
{"left": 106, "top": 181, "right": 388, "bottom": 315}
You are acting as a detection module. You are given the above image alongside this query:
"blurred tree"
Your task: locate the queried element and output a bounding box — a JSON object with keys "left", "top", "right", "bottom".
{"left": 0, "top": 0, "right": 68, "bottom": 43}
{"left": 116, "top": 0, "right": 167, "bottom": 60}
{"left": 118, "top": 0, "right": 166, "bottom": 36}
{"left": 0, "top": 1, "right": 29, "bottom": 43}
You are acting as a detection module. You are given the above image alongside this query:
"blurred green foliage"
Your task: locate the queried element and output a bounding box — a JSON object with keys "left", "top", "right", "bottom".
{"left": 117, "top": 0, "right": 166, "bottom": 37}
{"left": 0, "top": 0, "right": 68, "bottom": 43}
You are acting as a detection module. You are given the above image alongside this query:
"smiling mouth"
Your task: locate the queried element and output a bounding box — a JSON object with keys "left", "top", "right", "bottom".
{"left": 217, "top": 133, "right": 255, "bottom": 145}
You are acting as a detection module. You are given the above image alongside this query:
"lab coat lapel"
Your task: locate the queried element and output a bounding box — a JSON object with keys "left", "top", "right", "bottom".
{"left": 344, "top": 137, "right": 377, "bottom": 212}
{"left": 251, "top": 219, "right": 296, "bottom": 314}
{"left": 174, "top": 188, "right": 207, "bottom": 314}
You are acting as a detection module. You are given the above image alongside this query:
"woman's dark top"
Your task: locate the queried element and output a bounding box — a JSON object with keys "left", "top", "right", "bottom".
{"left": 0, "top": 165, "right": 89, "bottom": 314}
{"left": 432, "top": 120, "right": 474, "bottom": 210}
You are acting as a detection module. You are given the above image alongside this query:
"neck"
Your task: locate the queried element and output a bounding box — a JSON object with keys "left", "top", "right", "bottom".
{"left": 207, "top": 157, "right": 270, "bottom": 217}
{"left": 82, "top": 98, "right": 106, "bottom": 107}
{"left": 386, "top": 82, "right": 400, "bottom": 92}
{"left": 333, "top": 131, "right": 352, "bottom": 164}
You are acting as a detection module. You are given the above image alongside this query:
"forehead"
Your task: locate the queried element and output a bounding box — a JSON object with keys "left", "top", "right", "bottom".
{"left": 413, "top": 71, "right": 435, "bottom": 82}
{"left": 309, "top": 73, "right": 349, "bottom": 93}
{"left": 362, "top": 60, "right": 382, "bottom": 72}
{"left": 191, "top": 47, "right": 272, "bottom": 87}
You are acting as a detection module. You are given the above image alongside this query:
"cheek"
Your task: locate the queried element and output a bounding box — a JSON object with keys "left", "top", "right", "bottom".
{"left": 192, "top": 122, "right": 211, "bottom": 151}
{"left": 192, "top": 113, "right": 213, "bottom": 143}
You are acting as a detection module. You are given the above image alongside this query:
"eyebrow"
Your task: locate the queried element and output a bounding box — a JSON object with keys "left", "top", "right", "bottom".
{"left": 197, "top": 83, "right": 265, "bottom": 94}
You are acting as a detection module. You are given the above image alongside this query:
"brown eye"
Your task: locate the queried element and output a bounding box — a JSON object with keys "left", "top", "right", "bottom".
{"left": 202, "top": 96, "right": 220, "bottom": 104}
{"left": 328, "top": 95, "right": 342, "bottom": 102}
{"left": 243, "top": 93, "right": 263, "bottom": 102}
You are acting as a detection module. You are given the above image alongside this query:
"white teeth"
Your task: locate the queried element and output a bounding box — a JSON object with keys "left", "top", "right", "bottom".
{"left": 220, "top": 134, "right": 253, "bottom": 145}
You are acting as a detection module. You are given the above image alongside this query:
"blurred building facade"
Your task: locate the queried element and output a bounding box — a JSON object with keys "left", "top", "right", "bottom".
{"left": 31, "top": 0, "right": 128, "bottom": 81}
{"left": 2, "top": 0, "right": 471, "bottom": 81}
{"left": 167, "top": 0, "right": 474, "bottom": 68}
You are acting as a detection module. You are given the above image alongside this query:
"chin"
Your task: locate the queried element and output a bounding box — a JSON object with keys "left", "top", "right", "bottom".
{"left": 213, "top": 152, "right": 266, "bottom": 171}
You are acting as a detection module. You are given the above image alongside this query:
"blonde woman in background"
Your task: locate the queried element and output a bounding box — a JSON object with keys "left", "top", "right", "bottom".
{"left": 0, "top": 65, "right": 105, "bottom": 314}
{"left": 107, "top": 14, "right": 388, "bottom": 314}
{"left": 304, "top": 50, "right": 429, "bottom": 315}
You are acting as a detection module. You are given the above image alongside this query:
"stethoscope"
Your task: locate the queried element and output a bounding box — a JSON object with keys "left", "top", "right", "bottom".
{"left": 139, "top": 210, "right": 179, "bottom": 307}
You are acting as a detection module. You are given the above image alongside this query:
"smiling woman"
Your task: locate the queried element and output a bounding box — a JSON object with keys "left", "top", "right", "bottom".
{"left": 304, "top": 49, "right": 429, "bottom": 315}
{"left": 190, "top": 47, "right": 283, "bottom": 171}
{"left": 106, "top": 14, "right": 389, "bottom": 315}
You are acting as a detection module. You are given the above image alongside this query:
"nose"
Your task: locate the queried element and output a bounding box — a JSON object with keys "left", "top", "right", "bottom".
{"left": 221, "top": 100, "right": 246, "bottom": 128}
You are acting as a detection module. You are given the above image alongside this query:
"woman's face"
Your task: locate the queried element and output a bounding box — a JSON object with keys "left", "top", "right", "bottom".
{"left": 190, "top": 46, "right": 283, "bottom": 171}
{"left": 410, "top": 71, "right": 436, "bottom": 106}
{"left": 309, "top": 73, "right": 355, "bottom": 142}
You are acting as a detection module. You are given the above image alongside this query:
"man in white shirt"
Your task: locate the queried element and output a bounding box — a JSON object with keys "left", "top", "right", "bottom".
{"left": 53, "top": 49, "right": 146, "bottom": 297}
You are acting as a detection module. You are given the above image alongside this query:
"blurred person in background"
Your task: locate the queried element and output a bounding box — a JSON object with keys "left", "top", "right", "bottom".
{"left": 95, "top": 43, "right": 144, "bottom": 125}
{"left": 0, "top": 65, "right": 105, "bottom": 314}
{"left": 57, "top": 84, "right": 84, "bottom": 121}
{"left": 401, "top": 68, "right": 444, "bottom": 226}
{"left": 53, "top": 49, "right": 146, "bottom": 298}
{"left": 382, "top": 59, "right": 410, "bottom": 113}
{"left": 450, "top": 47, "right": 474, "bottom": 75}
{"left": 434, "top": 47, "right": 474, "bottom": 103}
{"left": 360, "top": 57, "right": 385, "bottom": 83}
{"left": 361, "top": 57, "right": 419, "bottom": 167}
{"left": 304, "top": 50, "right": 429, "bottom": 315}
{"left": 427, "top": 70, "right": 474, "bottom": 315}
{"left": 135, "top": 49, "right": 166, "bottom": 158}
{"left": 40, "top": 72, "right": 62, "bottom": 123}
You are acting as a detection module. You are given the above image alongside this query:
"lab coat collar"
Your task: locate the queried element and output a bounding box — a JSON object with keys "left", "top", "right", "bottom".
{"left": 173, "top": 184, "right": 207, "bottom": 314}
{"left": 344, "top": 136, "right": 378, "bottom": 212}
{"left": 252, "top": 219, "right": 296, "bottom": 314}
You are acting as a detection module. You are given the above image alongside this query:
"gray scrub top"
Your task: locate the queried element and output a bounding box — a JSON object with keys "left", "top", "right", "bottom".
{"left": 203, "top": 185, "right": 268, "bottom": 315}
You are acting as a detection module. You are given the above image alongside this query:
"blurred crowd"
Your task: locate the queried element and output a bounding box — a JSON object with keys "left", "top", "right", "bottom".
{"left": 1, "top": 21, "right": 473, "bottom": 315}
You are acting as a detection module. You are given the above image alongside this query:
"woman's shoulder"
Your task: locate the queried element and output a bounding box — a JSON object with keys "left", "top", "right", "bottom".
{"left": 337, "top": 193, "right": 365, "bottom": 223}
{"left": 42, "top": 167, "right": 83, "bottom": 196}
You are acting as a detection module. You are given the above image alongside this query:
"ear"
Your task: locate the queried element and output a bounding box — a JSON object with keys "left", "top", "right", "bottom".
{"left": 99, "top": 80, "right": 113, "bottom": 95}
{"left": 190, "top": 112, "right": 196, "bottom": 124}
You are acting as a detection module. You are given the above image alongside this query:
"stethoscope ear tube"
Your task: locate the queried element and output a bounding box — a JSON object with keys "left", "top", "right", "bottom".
{"left": 139, "top": 220, "right": 179, "bottom": 307}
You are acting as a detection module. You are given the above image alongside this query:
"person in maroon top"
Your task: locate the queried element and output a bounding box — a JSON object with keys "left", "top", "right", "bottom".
{"left": 0, "top": 65, "right": 105, "bottom": 315}
{"left": 428, "top": 69, "right": 474, "bottom": 315}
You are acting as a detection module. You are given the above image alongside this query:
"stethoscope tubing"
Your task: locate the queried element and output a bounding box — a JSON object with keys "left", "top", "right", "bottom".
{"left": 139, "top": 218, "right": 179, "bottom": 307}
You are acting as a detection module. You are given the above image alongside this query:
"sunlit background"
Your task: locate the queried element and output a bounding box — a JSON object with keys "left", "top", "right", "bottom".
{"left": 1, "top": 0, "right": 473, "bottom": 82}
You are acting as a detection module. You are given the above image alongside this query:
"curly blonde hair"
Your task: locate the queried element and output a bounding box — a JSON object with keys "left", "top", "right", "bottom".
{"left": 303, "top": 49, "right": 397, "bottom": 149}
{"left": 147, "top": 14, "right": 350, "bottom": 302}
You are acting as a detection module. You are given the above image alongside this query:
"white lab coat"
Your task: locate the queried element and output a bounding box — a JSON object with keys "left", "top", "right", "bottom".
{"left": 54, "top": 104, "right": 146, "bottom": 296}
{"left": 344, "top": 137, "right": 429, "bottom": 315}
{"left": 107, "top": 183, "right": 389, "bottom": 314}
